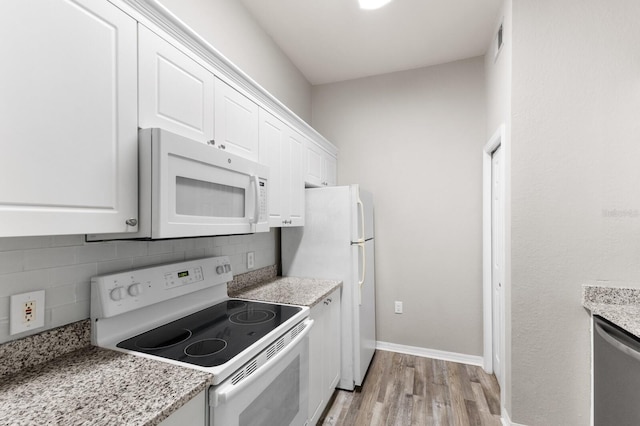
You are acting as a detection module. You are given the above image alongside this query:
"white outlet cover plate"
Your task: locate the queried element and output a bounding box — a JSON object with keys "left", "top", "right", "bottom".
{"left": 10, "top": 290, "right": 45, "bottom": 335}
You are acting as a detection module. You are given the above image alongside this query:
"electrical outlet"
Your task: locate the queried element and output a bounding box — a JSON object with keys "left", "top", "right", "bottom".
{"left": 10, "top": 290, "right": 45, "bottom": 335}
{"left": 247, "top": 252, "right": 255, "bottom": 269}
{"left": 394, "top": 301, "right": 403, "bottom": 314}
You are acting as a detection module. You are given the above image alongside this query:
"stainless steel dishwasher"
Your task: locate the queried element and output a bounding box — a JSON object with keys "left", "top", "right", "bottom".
{"left": 594, "top": 315, "right": 640, "bottom": 425}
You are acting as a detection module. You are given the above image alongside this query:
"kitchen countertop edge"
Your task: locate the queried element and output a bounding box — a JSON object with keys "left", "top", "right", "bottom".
{"left": 582, "top": 284, "right": 640, "bottom": 339}
{"left": 229, "top": 276, "right": 342, "bottom": 307}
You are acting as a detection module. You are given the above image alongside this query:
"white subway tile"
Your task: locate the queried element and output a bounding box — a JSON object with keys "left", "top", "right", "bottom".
{"left": 115, "top": 241, "right": 149, "bottom": 259}
{"left": 75, "top": 281, "right": 91, "bottom": 302}
{"left": 0, "top": 319, "right": 11, "bottom": 344}
{"left": 52, "top": 234, "right": 84, "bottom": 247}
{"left": 50, "top": 301, "right": 89, "bottom": 328}
{"left": 213, "top": 236, "right": 229, "bottom": 247}
{"left": 97, "top": 258, "right": 134, "bottom": 275}
{"left": 49, "top": 264, "right": 97, "bottom": 287}
{"left": 0, "top": 296, "right": 8, "bottom": 320}
{"left": 24, "top": 246, "right": 76, "bottom": 270}
{"left": 0, "top": 270, "right": 49, "bottom": 295}
{"left": 0, "top": 236, "right": 52, "bottom": 252}
{"left": 0, "top": 251, "right": 24, "bottom": 274}
{"left": 148, "top": 240, "right": 174, "bottom": 255}
{"left": 172, "top": 239, "right": 196, "bottom": 253}
{"left": 184, "top": 248, "right": 206, "bottom": 260}
{"left": 193, "top": 237, "right": 214, "bottom": 250}
{"left": 76, "top": 243, "right": 116, "bottom": 264}
{"left": 46, "top": 284, "right": 75, "bottom": 308}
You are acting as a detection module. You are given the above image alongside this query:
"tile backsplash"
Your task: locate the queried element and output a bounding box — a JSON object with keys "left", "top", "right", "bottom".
{"left": 0, "top": 230, "right": 279, "bottom": 344}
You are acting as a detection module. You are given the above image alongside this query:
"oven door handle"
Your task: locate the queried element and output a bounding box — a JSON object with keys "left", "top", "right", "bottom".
{"left": 212, "top": 319, "right": 313, "bottom": 406}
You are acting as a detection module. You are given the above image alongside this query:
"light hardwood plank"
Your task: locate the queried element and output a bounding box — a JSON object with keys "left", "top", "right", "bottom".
{"left": 319, "top": 350, "right": 501, "bottom": 426}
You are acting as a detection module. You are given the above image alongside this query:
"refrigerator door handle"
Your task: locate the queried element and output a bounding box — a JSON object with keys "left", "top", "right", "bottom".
{"left": 357, "top": 241, "right": 366, "bottom": 305}
{"left": 356, "top": 197, "right": 365, "bottom": 243}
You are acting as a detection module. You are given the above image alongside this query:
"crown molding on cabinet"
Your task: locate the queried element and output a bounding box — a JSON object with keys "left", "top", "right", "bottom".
{"left": 112, "top": 0, "right": 337, "bottom": 156}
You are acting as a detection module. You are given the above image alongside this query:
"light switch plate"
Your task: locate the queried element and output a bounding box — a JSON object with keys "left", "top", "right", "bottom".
{"left": 10, "top": 290, "right": 45, "bottom": 335}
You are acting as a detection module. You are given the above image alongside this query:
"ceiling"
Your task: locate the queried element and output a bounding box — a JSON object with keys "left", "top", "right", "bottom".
{"left": 239, "top": 0, "right": 503, "bottom": 85}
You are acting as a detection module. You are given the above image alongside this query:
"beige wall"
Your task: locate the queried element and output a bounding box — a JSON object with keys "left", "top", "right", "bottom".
{"left": 510, "top": 0, "right": 640, "bottom": 424}
{"left": 312, "top": 58, "right": 486, "bottom": 356}
{"left": 484, "top": 0, "right": 513, "bottom": 418}
{"left": 158, "top": 0, "right": 312, "bottom": 122}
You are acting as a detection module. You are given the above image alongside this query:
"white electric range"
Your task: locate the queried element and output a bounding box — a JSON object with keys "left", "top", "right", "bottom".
{"left": 90, "top": 256, "right": 312, "bottom": 426}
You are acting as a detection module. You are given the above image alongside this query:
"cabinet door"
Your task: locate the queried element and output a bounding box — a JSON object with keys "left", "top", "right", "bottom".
{"left": 323, "top": 290, "right": 342, "bottom": 397}
{"left": 215, "top": 78, "right": 259, "bottom": 161}
{"left": 259, "top": 110, "right": 285, "bottom": 226}
{"left": 138, "top": 25, "right": 214, "bottom": 143}
{"left": 324, "top": 153, "right": 338, "bottom": 187}
{"left": 287, "top": 131, "right": 305, "bottom": 226}
{"left": 309, "top": 301, "right": 326, "bottom": 425}
{"left": 304, "top": 140, "right": 325, "bottom": 187}
{"left": 0, "top": 0, "right": 138, "bottom": 237}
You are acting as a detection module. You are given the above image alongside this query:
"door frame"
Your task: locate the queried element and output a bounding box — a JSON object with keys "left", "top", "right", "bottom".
{"left": 482, "top": 124, "right": 506, "bottom": 378}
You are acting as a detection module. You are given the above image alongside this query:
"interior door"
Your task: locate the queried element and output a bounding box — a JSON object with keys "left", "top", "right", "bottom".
{"left": 491, "top": 145, "right": 504, "bottom": 385}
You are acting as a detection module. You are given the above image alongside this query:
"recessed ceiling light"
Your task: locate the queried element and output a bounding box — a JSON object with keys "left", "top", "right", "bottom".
{"left": 359, "top": 0, "right": 393, "bottom": 10}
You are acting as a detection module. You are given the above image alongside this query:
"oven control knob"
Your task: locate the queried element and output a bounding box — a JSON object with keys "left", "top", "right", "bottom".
{"left": 109, "top": 287, "right": 126, "bottom": 301}
{"left": 127, "top": 283, "right": 143, "bottom": 297}
{"left": 216, "top": 265, "right": 224, "bottom": 274}
{"left": 224, "top": 264, "right": 231, "bottom": 273}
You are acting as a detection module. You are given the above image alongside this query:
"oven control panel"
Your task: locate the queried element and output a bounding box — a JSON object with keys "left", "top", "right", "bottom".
{"left": 91, "top": 256, "right": 233, "bottom": 319}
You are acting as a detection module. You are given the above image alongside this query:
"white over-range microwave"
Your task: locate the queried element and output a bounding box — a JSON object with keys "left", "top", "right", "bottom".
{"left": 87, "top": 128, "right": 269, "bottom": 241}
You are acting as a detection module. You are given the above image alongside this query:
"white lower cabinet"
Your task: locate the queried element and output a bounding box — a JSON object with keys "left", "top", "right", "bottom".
{"left": 0, "top": 0, "right": 138, "bottom": 237}
{"left": 158, "top": 391, "right": 205, "bottom": 425}
{"left": 259, "top": 109, "right": 304, "bottom": 227}
{"left": 309, "top": 288, "right": 341, "bottom": 424}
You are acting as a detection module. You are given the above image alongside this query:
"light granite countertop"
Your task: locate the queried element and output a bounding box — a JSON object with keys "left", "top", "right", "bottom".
{"left": 0, "top": 320, "right": 213, "bottom": 426}
{"left": 229, "top": 276, "right": 342, "bottom": 307}
{"left": 582, "top": 284, "right": 640, "bottom": 338}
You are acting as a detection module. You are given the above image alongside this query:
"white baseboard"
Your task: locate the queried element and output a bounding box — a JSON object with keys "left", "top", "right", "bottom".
{"left": 501, "top": 409, "right": 527, "bottom": 426}
{"left": 375, "top": 341, "right": 484, "bottom": 367}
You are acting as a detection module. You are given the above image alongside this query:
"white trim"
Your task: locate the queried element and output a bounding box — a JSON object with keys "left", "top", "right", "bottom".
{"left": 376, "top": 341, "right": 484, "bottom": 367}
{"left": 482, "top": 124, "right": 506, "bottom": 374}
{"left": 501, "top": 408, "right": 527, "bottom": 426}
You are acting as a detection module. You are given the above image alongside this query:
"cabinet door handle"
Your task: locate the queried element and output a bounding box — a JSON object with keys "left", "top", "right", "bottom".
{"left": 125, "top": 218, "right": 138, "bottom": 226}
{"left": 207, "top": 139, "right": 215, "bottom": 146}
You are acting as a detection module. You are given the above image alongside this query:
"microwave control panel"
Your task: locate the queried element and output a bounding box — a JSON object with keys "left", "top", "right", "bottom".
{"left": 259, "top": 178, "right": 268, "bottom": 222}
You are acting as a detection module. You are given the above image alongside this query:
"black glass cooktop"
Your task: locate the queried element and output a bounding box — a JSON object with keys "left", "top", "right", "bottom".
{"left": 117, "top": 299, "right": 301, "bottom": 367}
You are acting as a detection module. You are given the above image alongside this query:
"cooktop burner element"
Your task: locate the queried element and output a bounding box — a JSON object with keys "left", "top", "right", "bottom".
{"left": 135, "top": 328, "right": 192, "bottom": 350}
{"left": 229, "top": 309, "right": 276, "bottom": 325}
{"left": 116, "top": 299, "right": 302, "bottom": 368}
{"left": 185, "top": 338, "right": 227, "bottom": 357}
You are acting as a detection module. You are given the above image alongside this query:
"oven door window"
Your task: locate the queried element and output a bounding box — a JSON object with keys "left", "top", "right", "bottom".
{"left": 239, "top": 357, "right": 300, "bottom": 426}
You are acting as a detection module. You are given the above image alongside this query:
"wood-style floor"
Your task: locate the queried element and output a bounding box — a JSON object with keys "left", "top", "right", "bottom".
{"left": 319, "top": 350, "right": 501, "bottom": 426}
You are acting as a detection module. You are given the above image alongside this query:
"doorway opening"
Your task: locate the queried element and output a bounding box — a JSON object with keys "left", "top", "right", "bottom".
{"left": 482, "top": 125, "right": 506, "bottom": 391}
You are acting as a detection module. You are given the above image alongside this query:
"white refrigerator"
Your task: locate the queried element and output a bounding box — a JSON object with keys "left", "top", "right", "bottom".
{"left": 282, "top": 184, "right": 376, "bottom": 391}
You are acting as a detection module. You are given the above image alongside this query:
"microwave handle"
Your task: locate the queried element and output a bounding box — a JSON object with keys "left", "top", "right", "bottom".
{"left": 250, "top": 175, "right": 260, "bottom": 232}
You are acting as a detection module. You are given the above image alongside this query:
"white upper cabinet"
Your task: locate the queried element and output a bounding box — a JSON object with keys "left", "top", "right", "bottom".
{"left": 214, "top": 78, "right": 260, "bottom": 161}
{"left": 259, "top": 109, "right": 304, "bottom": 227}
{"left": 138, "top": 25, "right": 215, "bottom": 143}
{"left": 305, "top": 140, "right": 338, "bottom": 187}
{"left": 0, "top": 0, "right": 138, "bottom": 237}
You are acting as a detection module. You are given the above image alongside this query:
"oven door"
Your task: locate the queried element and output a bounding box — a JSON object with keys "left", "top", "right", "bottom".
{"left": 209, "top": 321, "right": 312, "bottom": 426}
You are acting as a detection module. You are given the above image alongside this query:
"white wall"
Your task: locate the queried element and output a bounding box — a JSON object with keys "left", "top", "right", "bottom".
{"left": 484, "top": 0, "right": 513, "bottom": 418}
{"left": 158, "top": 0, "right": 312, "bottom": 122}
{"left": 312, "top": 58, "right": 486, "bottom": 357}
{"left": 510, "top": 0, "right": 640, "bottom": 424}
